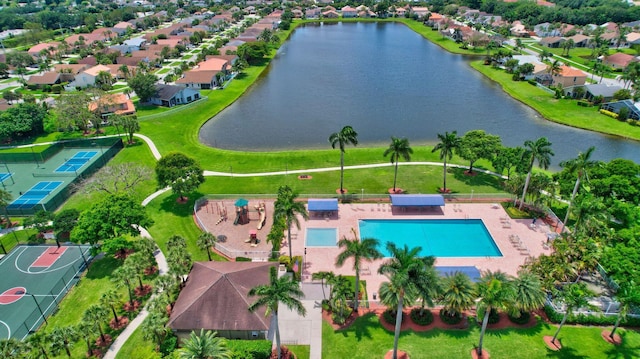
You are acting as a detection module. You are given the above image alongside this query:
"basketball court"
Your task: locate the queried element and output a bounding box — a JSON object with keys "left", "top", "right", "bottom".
{"left": 0, "top": 245, "right": 91, "bottom": 340}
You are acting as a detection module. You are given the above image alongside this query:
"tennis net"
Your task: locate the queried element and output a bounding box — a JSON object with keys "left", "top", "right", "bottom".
{"left": 32, "top": 172, "right": 76, "bottom": 177}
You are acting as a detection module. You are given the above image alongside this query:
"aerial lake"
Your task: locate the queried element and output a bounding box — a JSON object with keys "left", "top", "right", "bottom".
{"left": 199, "top": 22, "right": 640, "bottom": 166}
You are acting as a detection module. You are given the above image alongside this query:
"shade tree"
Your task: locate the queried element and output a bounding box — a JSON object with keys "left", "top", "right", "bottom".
{"left": 491, "top": 146, "right": 526, "bottom": 180}
{"left": 456, "top": 130, "right": 501, "bottom": 174}
{"left": 155, "top": 152, "right": 205, "bottom": 202}
{"left": 82, "top": 163, "right": 151, "bottom": 195}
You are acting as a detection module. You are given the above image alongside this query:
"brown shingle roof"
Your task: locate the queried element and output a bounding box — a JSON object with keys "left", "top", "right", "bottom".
{"left": 27, "top": 71, "right": 60, "bottom": 85}
{"left": 167, "top": 262, "right": 276, "bottom": 331}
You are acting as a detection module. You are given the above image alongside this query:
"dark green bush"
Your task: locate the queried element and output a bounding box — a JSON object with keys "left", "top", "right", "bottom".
{"left": 577, "top": 100, "right": 592, "bottom": 107}
{"left": 235, "top": 257, "right": 251, "bottom": 262}
{"left": 410, "top": 308, "right": 434, "bottom": 326}
{"left": 488, "top": 308, "right": 500, "bottom": 324}
{"left": 227, "top": 339, "right": 271, "bottom": 359}
{"left": 508, "top": 311, "right": 531, "bottom": 325}
{"left": 159, "top": 332, "right": 177, "bottom": 357}
{"left": 439, "top": 308, "right": 463, "bottom": 325}
{"left": 383, "top": 309, "right": 400, "bottom": 325}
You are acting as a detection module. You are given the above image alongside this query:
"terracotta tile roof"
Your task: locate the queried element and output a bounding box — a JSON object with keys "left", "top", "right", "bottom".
{"left": 114, "top": 21, "right": 133, "bottom": 29}
{"left": 28, "top": 42, "right": 59, "bottom": 55}
{"left": 167, "top": 262, "right": 276, "bottom": 331}
{"left": 53, "top": 64, "right": 90, "bottom": 74}
{"left": 559, "top": 65, "right": 586, "bottom": 77}
{"left": 196, "top": 58, "right": 229, "bottom": 71}
{"left": 82, "top": 64, "right": 112, "bottom": 77}
{"left": 604, "top": 52, "right": 638, "bottom": 67}
{"left": 88, "top": 93, "right": 135, "bottom": 116}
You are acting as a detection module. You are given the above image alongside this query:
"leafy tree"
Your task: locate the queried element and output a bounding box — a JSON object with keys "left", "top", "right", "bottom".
{"left": 23, "top": 210, "right": 54, "bottom": 234}
{"left": 82, "top": 163, "right": 151, "bottom": 195}
{"left": 476, "top": 271, "right": 514, "bottom": 357}
{"left": 274, "top": 185, "right": 308, "bottom": 260}
{"left": 155, "top": 152, "right": 205, "bottom": 201}
{"left": 197, "top": 231, "right": 216, "bottom": 261}
{"left": 432, "top": 131, "right": 461, "bottom": 192}
{"left": 569, "top": 193, "right": 608, "bottom": 236}
{"left": 95, "top": 70, "right": 113, "bottom": 91}
{"left": 127, "top": 72, "right": 158, "bottom": 102}
{"left": 49, "top": 326, "right": 78, "bottom": 358}
{"left": 328, "top": 125, "right": 358, "bottom": 194}
{"left": 457, "top": 130, "right": 501, "bottom": 174}
{"left": 0, "top": 63, "right": 9, "bottom": 79}
{"left": 550, "top": 283, "right": 594, "bottom": 345}
{"left": 378, "top": 243, "right": 435, "bottom": 359}
{"left": 311, "top": 271, "right": 336, "bottom": 301}
{"left": 383, "top": 137, "right": 413, "bottom": 193}
{"left": 504, "top": 58, "right": 520, "bottom": 73}
{"left": 559, "top": 147, "right": 598, "bottom": 228}
{"left": 519, "top": 137, "right": 554, "bottom": 210}
{"left": 237, "top": 42, "right": 269, "bottom": 64}
{"left": 54, "top": 92, "right": 99, "bottom": 133}
{"left": 249, "top": 266, "right": 306, "bottom": 359}
{"left": 330, "top": 275, "right": 352, "bottom": 321}
{"left": 52, "top": 208, "right": 80, "bottom": 240}
{"left": 179, "top": 330, "right": 231, "bottom": 359}
{"left": 71, "top": 194, "right": 153, "bottom": 244}
{"left": 492, "top": 146, "right": 526, "bottom": 180}
{"left": 335, "top": 229, "right": 382, "bottom": 312}
{"left": 440, "top": 272, "right": 476, "bottom": 318}
{"left": 0, "top": 102, "right": 48, "bottom": 140}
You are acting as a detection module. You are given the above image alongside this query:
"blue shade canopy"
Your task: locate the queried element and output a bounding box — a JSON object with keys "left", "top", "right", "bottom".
{"left": 235, "top": 198, "right": 249, "bottom": 207}
{"left": 389, "top": 194, "right": 445, "bottom": 207}
{"left": 307, "top": 199, "right": 339, "bottom": 211}
{"left": 436, "top": 266, "right": 481, "bottom": 282}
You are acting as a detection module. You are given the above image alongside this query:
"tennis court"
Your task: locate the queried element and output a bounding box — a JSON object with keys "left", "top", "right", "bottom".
{"left": 54, "top": 151, "right": 98, "bottom": 173}
{"left": 6, "top": 181, "right": 63, "bottom": 211}
{"left": 0, "top": 245, "right": 91, "bottom": 340}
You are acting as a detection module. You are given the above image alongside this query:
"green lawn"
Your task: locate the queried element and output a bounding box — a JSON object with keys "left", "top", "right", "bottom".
{"left": 0, "top": 228, "right": 36, "bottom": 253}
{"left": 323, "top": 313, "right": 640, "bottom": 358}
{"left": 115, "top": 326, "right": 159, "bottom": 359}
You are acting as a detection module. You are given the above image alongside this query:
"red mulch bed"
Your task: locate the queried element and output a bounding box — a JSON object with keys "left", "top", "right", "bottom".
{"left": 543, "top": 336, "right": 562, "bottom": 351}
{"left": 384, "top": 350, "right": 409, "bottom": 359}
{"left": 176, "top": 197, "right": 189, "bottom": 204}
{"left": 270, "top": 345, "right": 296, "bottom": 359}
{"left": 134, "top": 284, "right": 153, "bottom": 297}
{"left": 601, "top": 330, "right": 622, "bottom": 345}
{"left": 109, "top": 317, "right": 129, "bottom": 330}
{"left": 87, "top": 349, "right": 103, "bottom": 358}
{"left": 95, "top": 335, "right": 113, "bottom": 348}
{"left": 470, "top": 348, "right": 490, "bottom": 359}
{"left": 298, "top": 175, "right": 312, "bottom": 180}
{"left": 144, "top": 266, "right": 158, "bottom": 276}
{"left": 336, "top": 189, "right": 348, "bottom": 194}
{"left": 438, "top": 188, "right": 452, "bottom": 193}
{"left": 463, "top": 171, "right": 478, "bottom": 176}
{"left": 123, "top": 300, "right": 141, "bottom": 312}
{"left": 114, "top": 249, "right": 134, "bottom": 260}
{"left": 388, "top": 188, "right": 404, "bottom": 194}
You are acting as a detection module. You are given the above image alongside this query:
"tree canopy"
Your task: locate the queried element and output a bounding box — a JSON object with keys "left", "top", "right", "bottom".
{"left": 155, "top": 152, "right": 205, "bottom": 201}
{"left": 127, "top": 73, "right": 158, "bottom": 103}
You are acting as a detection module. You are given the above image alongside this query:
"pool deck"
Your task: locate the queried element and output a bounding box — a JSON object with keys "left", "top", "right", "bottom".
{"left": 293, "top": 202, "right": 553, "bottom": 301}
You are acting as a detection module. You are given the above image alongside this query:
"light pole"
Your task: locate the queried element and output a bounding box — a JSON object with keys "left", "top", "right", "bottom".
{"left": 470, "top": 189, "right": 474, "bottom": 202}
{"left": 28, "top": 293, "right": 48, "bottom": 326}
{"left": 303, "top": 247, "right": 306, "bottom": 280}
{"left": 361, "top": 188, "right": 364, "bottom": 201}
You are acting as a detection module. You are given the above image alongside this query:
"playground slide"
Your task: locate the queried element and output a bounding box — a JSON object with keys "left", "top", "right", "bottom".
{"left": 257, "top": 209, "right": 266, "bottom": 230}
{"left": 234, "top": 208, "right": 241, "bottom": 225}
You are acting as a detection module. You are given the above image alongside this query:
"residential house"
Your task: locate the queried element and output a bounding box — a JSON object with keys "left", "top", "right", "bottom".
{"left": 53, "top": 64, "right": 91, "bottom": 82}
{"left": 552, "top": 66, "right": 587, "bottom": 87}
{"left": 167, "top": 262, "right": 277, "bottom": 341}
{"left": 601, "top": 99, "right": 640, "bottom": 120}
{"left": 510, "top": 21, "right": 528, "bottom": 37}
{"left": 72, "top": 64, "right": 112, "bottom": 88}
{"left": 584, "top": 84, "right": 623, "bottom": 102}
{"left": 341, "top": 6, "right": 358, "bottom": 18}
{"left": 539, "top": 36, "right": 565, "bottom": 48}
{"left": 411, "top": 7, "right": 430, "bottom": 19}
{"left": 559, "top": 24, "right": 575, "bottom": 36}
{"left": 124, "top": 37, "right": 147, "bottom": 50}
{"left": 149, "top": 84, "right": 201, "bottom": 107}
{"left": 27, "top": 72, "right": 61, "bottom": 87}
{"left": 567, "top": 34, "right": 591, "bottom": 47}
{"left": 113, "top": 21, "right": 134, "bottom": 35}
{"left": 626, "top": 32, "right": 640, "bottom": 46}
{"left": 78, "top": 57, "right": 98, "bottom": 66}
{"left": 176, "top": 70, "right": 221, "bottom": 89}
{"left": 600, "top": 32, "right": 619, "bottom": 47}
{"left": 603, "top": 53, "right": 639, "bottom": 69}
{"left": 28, "top": 42, "right": 59, "bottom": 59}
{"left": 88, "top": 93, "right": 136, "bottom": 119}
{"left": 305, "top": 7, "right": 321, "bottom": 19}
{"left": 537, "top": 0, "right": 555, "bottom": 6}
{"left": 534, "top": 22, "right": 559, "bottom": 37}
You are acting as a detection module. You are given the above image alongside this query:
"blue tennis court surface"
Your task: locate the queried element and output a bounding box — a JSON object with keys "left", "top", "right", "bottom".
{"left": 7, "top": 181, "right": 63, "bottom": 209}
{"left": 0, "top": 173, "right": 12, "bottom": 182}
{"left": 54, "top": 151, "right": 98, "bottom": 173}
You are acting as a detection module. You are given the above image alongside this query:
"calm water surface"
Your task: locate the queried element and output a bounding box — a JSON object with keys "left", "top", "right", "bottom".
{"left": 199, "top": 22, "right": 640, "bottom": 165}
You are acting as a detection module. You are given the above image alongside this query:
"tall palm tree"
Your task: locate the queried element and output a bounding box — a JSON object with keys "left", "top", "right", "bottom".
{"left": 609, "top": 281, "right": 640, "bottom": 340}
{"left": 328, "top": 126, "right": 358, "bottom": 194}
{"left": 49, "top": 326, "right": 78, "bottom": 358}
{"left": 510, "top": 271, "right": 546, "bottom": 317}
{"left": 179, "top": 330, "right": 231, "bottom": 359}
{"left": 476, "top": 271, "right": 514, "bottom": 357}
{"left": 76, "top": 321, "right": 96, "bottom": 357}
{"left": 197, "top": 231, "right": 216, "bottom": 261}
{"left": 432, "top": 131, "right": 461, "bottom": 193}
{"left": 141, "top": 310, "right": 169, "bottom": 349}
{"left": 383, "top": 137, "right": 413, "bottom": 193}
{"left": 0, "top": 338, "right": 24, "bottom": 358}
{"left": 311, "top": 271, "right": 336, "bottom": 301}
{"left": 551, "top": 282, "right": 594, "bottom": 345}
{"left": 560, "top": 147, "right": 598, "bottom": 229}
{"left": 378, "top": 242, "right": 435, "bottom": 359}
{"left": 440, "top": 272, "right": 477, "bottom": 319}
{"left": 83, "top": 304, "right": 109, "bottom": 344}
{"left": 248, "top": 267, "right": 306, "bottom": 359}
{"left": 570, "top": 193, "right": 608, "bottom": 236}
{"left": 335, "top": 229, "right": 383, "bottom": 312}
{"left": 155, "top": 275, "right": 177, "bottom": 307}
{"left": 26, "top": 331, "right": 50, "bottom": 359}
{"left": 100, "top": 289, "right": 121, "bottom": 324}
{"left": 112, "top": 264, "right": 136, "bottom": 307}
{"left": 519, "top": 137, "right": 554, "bottom": 210}
{"left": 274, "top": 185, "right": 308, "bottom": 260}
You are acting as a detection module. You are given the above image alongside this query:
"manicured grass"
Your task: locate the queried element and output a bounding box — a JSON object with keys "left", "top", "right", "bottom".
{"left": 288, "top": 344, "right": 310, "bottom": 359}
{"left": 155, "top": 68, "right": 170, "bottom": 74}
{"left": 115, "top": 326, "right": 160, "bottom": 359}
{"left": 470, "top": 61, "right": 640, "bottom": 141}
{"left": 0, "top": 228, "right": 36, "bottom": 253}
{"left": 322, "top": 313, "right": 640, "bottom": 358}
{"left": 132, "top": 100, "right": 172, "bottom": 117}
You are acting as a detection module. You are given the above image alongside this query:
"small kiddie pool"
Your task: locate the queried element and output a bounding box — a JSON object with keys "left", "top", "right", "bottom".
{"left": 305, "top": 228, "right": 338, "bottom": 247}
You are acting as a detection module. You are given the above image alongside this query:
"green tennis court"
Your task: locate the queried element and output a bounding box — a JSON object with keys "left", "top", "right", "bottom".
{"left": 0, "top": 244, "right": 92, "bottom": 340}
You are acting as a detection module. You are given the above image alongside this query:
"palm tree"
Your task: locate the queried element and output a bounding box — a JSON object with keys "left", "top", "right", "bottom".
{"left": 519, "top": 137, "right": 554, "bottom": 210}
{"left": 476, "top": 271, "right": 514, "bottom": 357}
{"left": 609, "top": 281, "right": 640, "bottom": 340}
{"left": 432, "top": 131, "right": 461, "bottom": 193}
{"left": 83, "top": 304, "right": 109, "bottom": 344}
{"left": 569, "top": 194, "right": 607, "bottom": 236}
{"left": 155, "top": 275, "right": 177, "bottom": 308}
{"left": 248, "top": 267, "right": 307, "bottom": 359}
{"left": 415, "top": 260, "right": 441, "bottom": 315}
{"left": 440, "top": 272, "right": 476, "bottom": 319}
{"left": 335, "top": 229, "right": 383, "bottom": 312}
{"left": 112, "top": 264, "right": 136, "bottom": 307}
{"left": 331, "top": 275, "right": 353, "bottom": 320}
{"left": 383, "top": 137, "right": 413, "bottom": 193}
{"left": 119, "top": 64, "right": 130, "bottom": 80}
{"left": 179, "top": 330, "right": 231, "bottom": 359}
{"left": 100, "top": 289, "right": 121, "bottom": 324}
{"left": 197, "top": 231, "right": 216, "bottom": 261}
{"left": 328, "top": 126, "right": 358, "bottom": 194}
{"left": 274, "top": 185, "right": 309, "bottom": 261}
{"left": 311, "top": 271, "right": 336, "bottom": 300}
{"left": 0, "top": 338, "right": 24, "bottom": 358}
{"left": 126, "top": 252, "right": 151, "bottom": 291}
{"left": 378, "top": 242, "right": 435, "bottom": 359}
{"left": 26, "top": 331, "right": 50, "bottom": 359}
{"left": 560, "top": 147, "right": 598, "bottom": 229}
{"left": 547, "top": 59, "right": 562, "bottom": 76}
{"left": 141, "top": 310, "right": 169, "bottom": 349}
{"left": 49, "top": 326, "right": 78, "bottom": 358}
{"left": 76, "top": 321, "right": 96, "bottom": 357}
{"left": 510, "top": 271, "right": 546, "bottom": 318}
{"left": 550, "top": 282, "right": 594, "bottom": 345}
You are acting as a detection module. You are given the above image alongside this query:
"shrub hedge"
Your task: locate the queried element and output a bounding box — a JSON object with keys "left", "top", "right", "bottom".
{"left": 439, "top": 309, "right": 463, "bottom": 325}
{"left": 508, "top": 311, "right": 531, "bottom": 325}
{"left": 544, "top": 304, "right": 640, "bottom": 326}
{"left": 227, "top": 339, "right": 272, "bottom": 359}
{"left": 410, "top": 308, "right": 434, "bottom": 326}
{"left": 383, "top": 309, "right": 400, "bottom": 325}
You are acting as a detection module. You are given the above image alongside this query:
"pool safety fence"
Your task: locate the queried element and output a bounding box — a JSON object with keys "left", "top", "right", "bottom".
{"left": 13, "top": 259, "right": 90, "bottom": 340}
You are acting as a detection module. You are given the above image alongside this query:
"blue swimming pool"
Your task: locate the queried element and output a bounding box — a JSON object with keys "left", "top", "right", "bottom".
{"left": 305, "top": 228, "right": 338, "bottom": 247}
{"left": 358, "top": 219, "right": 502, "bottom": 257}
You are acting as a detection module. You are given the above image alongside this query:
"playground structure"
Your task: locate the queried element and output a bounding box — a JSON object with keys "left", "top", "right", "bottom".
{"left": 256, "top": 202, "right": 267, "bottom": 230}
